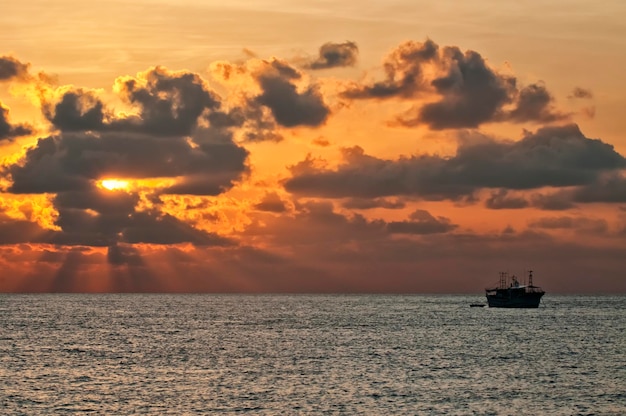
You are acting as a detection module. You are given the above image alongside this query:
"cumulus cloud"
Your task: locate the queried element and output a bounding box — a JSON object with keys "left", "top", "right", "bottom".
{"left": 0, "top": 102, "right": 33, "bottom": 141}
{"left": 284, "top": 125, "right": 625, "bottom": 200}
{"left": 0, "top": 212, "right": 53, "bottom": 244}
{"left": 254, "top": 192, "right": 288, "bottom": 213}
{"left": 342, "top": 39, "right": 439, "bottom": 99}
{"left": 253, "top": 60, "right": 330, "bottom": 127}
{"left": 342, "top": 197, "right": 406, "bottom": 210}
{"left": 343, "top": 39, "right": 570, "bottom": 129}
{"left": 528, "top": 215, "right": 608, "bottom": 235}
{"left": 43, "top": 88, "right": 108, "bottom": 132}
{"left": 413, "top": 47, "right": 515, "bottom": 129}
{"left": 571, "top": 173, "right": 626, "bottom": 203}
{"left": 114, "top": 66, "right": 221, "bottom": 136}
{"left": 42, "top": 66, "right": 225, "bottom": 137}
{"left": 387, "top": 209, "right": 458, "bottom": 234}
{"left": 2, "top": 64, "right": 250, "bottom": 248}
{"left": 306, "top": 41, "right": 359, "bottom": 69}
{"left": 529, "top": 192, "right": 576, "bottom": 211}
{"left": 569, "top": 87, "right": 593, "bottom": 99}
{"left": 6, "top": 131, "right": 248, "bottom": 195}
{"left": 0, "top": 56, "right": 30, "bottom": 81}
{"left": 485, "top": 189, "right": 529, "bottom": 209}
{"left": 505, "top": 83, "right": 569, "bottom": 123}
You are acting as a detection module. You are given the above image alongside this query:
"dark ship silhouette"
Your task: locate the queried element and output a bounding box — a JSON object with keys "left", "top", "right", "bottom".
{"left": 485, "top": 270, "right": 545, "bottom": 308}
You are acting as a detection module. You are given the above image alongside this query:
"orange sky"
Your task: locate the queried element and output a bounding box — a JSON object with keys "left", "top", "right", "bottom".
{"left": 1, "top": 0, "right": 625, "bottom": 293}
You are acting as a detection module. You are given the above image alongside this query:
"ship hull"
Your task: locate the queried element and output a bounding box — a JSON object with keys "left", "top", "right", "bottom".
{"left": 486, "top": 292, "right": 544, "bottom": 308}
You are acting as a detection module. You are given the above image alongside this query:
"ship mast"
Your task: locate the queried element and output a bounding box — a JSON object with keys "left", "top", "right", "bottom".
{"left": 528, "top": 270, "right": 533, "bottom": 287}
{"left": 499, "top": 271, "right": 507, "bottom": 288}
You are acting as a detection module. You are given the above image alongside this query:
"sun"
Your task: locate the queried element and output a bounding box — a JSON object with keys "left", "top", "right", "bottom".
{"left": 100, "top": 179, "right": 130, "bottom": 191}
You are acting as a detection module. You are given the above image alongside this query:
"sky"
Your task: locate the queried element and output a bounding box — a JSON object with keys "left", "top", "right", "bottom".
{"left": 1, "top": 0, "right": 625, "bottom": 293}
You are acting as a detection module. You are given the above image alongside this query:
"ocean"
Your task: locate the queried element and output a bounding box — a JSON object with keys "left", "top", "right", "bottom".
{"left": 1, "top": 295, "right": 624, "bottom": 415}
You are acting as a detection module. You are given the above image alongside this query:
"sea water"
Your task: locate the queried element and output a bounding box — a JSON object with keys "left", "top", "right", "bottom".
{"left": 1, "top": 295, "right": 624, "bottom": 415}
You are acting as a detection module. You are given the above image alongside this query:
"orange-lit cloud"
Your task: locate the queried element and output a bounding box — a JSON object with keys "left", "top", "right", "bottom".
{"left": 1, "top": 37, "right": 626, "bottom": 293}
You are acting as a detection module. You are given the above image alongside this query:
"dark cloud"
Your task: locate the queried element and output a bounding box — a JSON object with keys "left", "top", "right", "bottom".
{"left": 0, "top": 185, "right": 232, "bottom": 248}
{"left": 6, "top": 130, "right": 248, "bottom": 195}
{"left": 571, "top": 174, "right": 626, "bottom": 203}
{"left": 485, "top": 189, "right": 529, "bottom": 209}
{"left": 342, "top": 39, "right": 438, "bottom": 99}
{"left": 0, "top": 103, "right": 33, "bottom": 141}
{"left": 528, "top": 216, "right": 608, "bottom": 235}
{"left": 254, "top": 63, "right": 330, "bottom": 127}
{"left": 312, "top": 137, "right": 330, "bottom": 147}
{"left": 114, "top": 66, "right": 221, "bottom": 136}
{"left": 344, "top": 39, "right": 569, "bottom": 129}
{"left": 51, "top": 204, "right": 230, "bottom": 247}
{"left": 0, "top": 64, "right": 254, "bottom": 249}
{"left": 524, "top": 174, "right": 626, "bottom": 209}
{"left": 414, "top": 47, "right": 515, "bottom": 129}
{"left": 212, "top": 59, "right": 329, "bottom": 133}
{"left": 342, "top": 197, "right": 406, "bottom": 210}
{"left": 206, "top": 109, "right": 245, "bottom": 129}
{"left": 44, "top": 89, "right": 107, "bottom": 132}
{"left": 47, "top": 188, "right": 139, "bottom": 246}
{"left": 254, "top": 192, "right": 288, "bottom": 213}
{"left": 529, "top": 192, "right": 576, "bottom": 211}
{"left": 0, "top": 212, "right": 53, "bottom": 244}
{"left": 229, "top": 105, "right": 283, "bottom": 143}
{"left": 122, "top": 211, "right": 231, "bottom": 246}
{"left": 243, "top": 200, "right": 387, "bottom": 245}
{"left": 307, "top": 41, "right": 359, "bottom": 70}
{"left": 387, "top": 209, "right": 458, "bottom": 234}
{"left": 42, "top": 67, "right": 227, "bottom": 137}
{"left": 284, "top": 125, "right": 625, "bottom": 200}
{"left": 569, "top": 87, "right": 593, "bottom": 99}
{"left": 0, "top": 56, "right": 30, "bottom": 81}
{"left": 505, "top": 83, "right": 569, "bottom": 123}
{"left": 107, "top": 243, "right": 144, "bottom": 266}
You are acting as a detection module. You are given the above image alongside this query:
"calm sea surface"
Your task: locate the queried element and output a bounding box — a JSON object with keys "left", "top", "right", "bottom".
{"left": 1, "top": 295, "right": 625, "bottom": 415}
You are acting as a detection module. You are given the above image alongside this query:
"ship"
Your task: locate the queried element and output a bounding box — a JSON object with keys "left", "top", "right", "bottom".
{"left": 485, "top": 270, "right": 545, "bottom": 308}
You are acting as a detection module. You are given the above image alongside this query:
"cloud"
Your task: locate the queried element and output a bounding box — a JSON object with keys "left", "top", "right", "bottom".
{"left": 121, "top": 211, "right": 231, "bottom": 245}
{"left": 306, "top": 41, "right": 359, "bottom": 70}
{"left": 253, "top": 60, "right": 330, "bottom": 127}
{"left": 42, "top": 66, "right": 228, "bottom": 138}
{"left": 43, "top": 88, "right": 108, "bottom": 132}
{"left": 0, "top": 102, "right": 33, "bottom": 141}
{"left": 412, "top": 47, "right": 515, "bottom": 129}
{"left": 341, "top": 39, "right": 439, "bottom": 99}
{"left": 107, "top": 243, "right": 144, "bottom": 266}
{"left": 6, "top": 130, "right": 248, "bottom": 195}
{"left": 0, "top": 212, "right": 53, "bottom": 244}
{"left": 529, "top": 192, "right": 576, "bottom": 210}
{"left": 569, "top": 87, "right": 593, "bottom": 99}
{"left": 284, "top": 125, "right": 625, "bottom": 200}
{"left": 113, "top": 66, "right": 221, "bottom": 136}
{"left": 505, "top": 83, "right": 569, "bottom": 123}
{"left": 485, "top": 189, "right": 529, "bottom": 209}
{"left": 387, "top": 209, "right": 458, "bottom": 234}
{"left": 0, "top": 62, "right": 254, "bottom": 249}
{"left": 210, "top": 58, "right": 330, "bottom": 132}
{"left": 342, "top": 197, "right": 406, "bottom": 210}
{"left": 343, "top": 39, "right": 569, "bottom": 129}
{"left": 528, "top": 215, "right": 608, "bottom": 235}
{"left": 0, "top": 184, "right": 232, "bottom": 248}
{"left": 571, "top": 173, "right": 626, "bottom": 203}
{"left": 242, "top": 200, "right": 387, "bottom": 245}
{"left": 254, "top": 192, "right": 288, "bottom": 213}
{"left": 0, "top": 56, "right": 30, "bottom": 81}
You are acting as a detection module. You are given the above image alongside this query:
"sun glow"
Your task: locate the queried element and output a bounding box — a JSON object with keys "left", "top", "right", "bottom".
{"left": 100, "top": 179, "right": 129, "bottom": 191}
